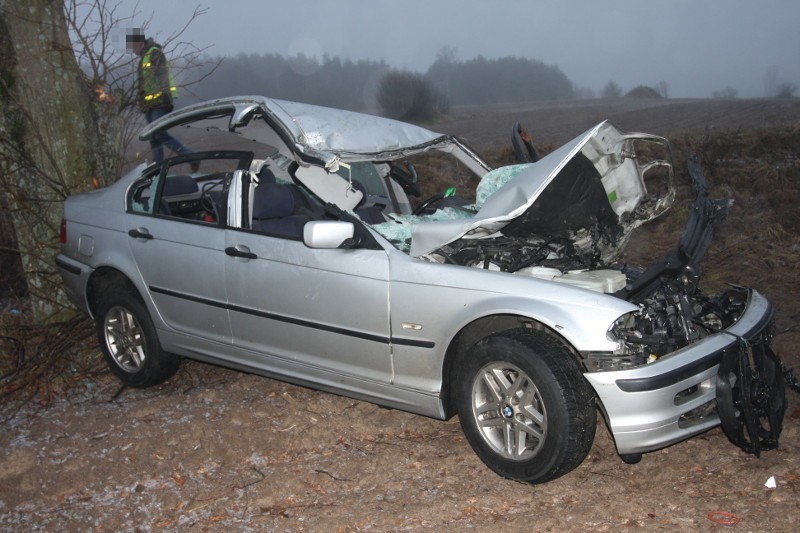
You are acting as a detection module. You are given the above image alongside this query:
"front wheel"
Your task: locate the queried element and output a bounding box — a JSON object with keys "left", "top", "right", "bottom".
{"left": 96, "top": 288, "right": 179, "bottom": 388}
{"left": 455, "top": 329, "right": 596, "bottom": 483}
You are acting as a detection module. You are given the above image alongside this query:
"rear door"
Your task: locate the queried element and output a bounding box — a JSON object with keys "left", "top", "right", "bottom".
{"left": 126, "top": 152, "right": 250, "bottom": 345}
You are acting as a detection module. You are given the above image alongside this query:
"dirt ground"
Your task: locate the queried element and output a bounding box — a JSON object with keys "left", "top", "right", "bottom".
{"left": 2, "top": 98, "right": 800, "bottom": 531}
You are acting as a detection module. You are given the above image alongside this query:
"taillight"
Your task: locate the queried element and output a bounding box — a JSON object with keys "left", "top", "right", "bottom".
{"left": 59, "top": 218, "right": 67, "bottom": 244}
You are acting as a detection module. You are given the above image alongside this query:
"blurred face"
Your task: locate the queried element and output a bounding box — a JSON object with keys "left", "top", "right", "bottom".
{"left": 127, "top": 40, "right": 145, "bottom": 55}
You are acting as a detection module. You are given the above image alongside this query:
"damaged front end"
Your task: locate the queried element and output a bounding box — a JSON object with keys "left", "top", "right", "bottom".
{"left": 603, "top": 157, "right": 786, "bottom": 457}
{"left": 389, "top": 121, "right": 786, "bottom": 457}
{"left": 601, "top": 156, "right": 737, "bottom": 371}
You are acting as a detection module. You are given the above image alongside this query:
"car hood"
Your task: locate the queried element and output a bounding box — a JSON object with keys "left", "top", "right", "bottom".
{"left": 409, "top": 121, "right": 675, "bottom": 261}
{"left": 139, "top": 95, "right": 450, "bottom": 166}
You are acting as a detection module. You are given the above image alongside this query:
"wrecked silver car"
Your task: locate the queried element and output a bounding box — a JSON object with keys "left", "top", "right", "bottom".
{"left": 56, "top": 96, "right": 786, "bottom": 483}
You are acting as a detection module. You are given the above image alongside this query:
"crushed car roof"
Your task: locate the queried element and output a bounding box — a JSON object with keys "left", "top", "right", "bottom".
{"left": 139, "top": 96, "right": 448, "bottom": 164}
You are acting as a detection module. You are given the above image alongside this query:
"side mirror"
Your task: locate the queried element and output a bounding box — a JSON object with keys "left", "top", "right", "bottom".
{"left": 303, "top": 221, "right": 356, "bottom": 249}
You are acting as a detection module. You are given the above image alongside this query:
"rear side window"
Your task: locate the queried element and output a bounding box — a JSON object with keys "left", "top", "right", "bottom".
{"left": 127, "top": 151, "right": 254, "bottom": 223}
{"left": 129, "top": 172, "right": 161, "bottom": 214}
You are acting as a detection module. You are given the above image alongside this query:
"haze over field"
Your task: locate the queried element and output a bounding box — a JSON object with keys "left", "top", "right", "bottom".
{"left": 127, "top": 0, "right": 800, "bottom": 98}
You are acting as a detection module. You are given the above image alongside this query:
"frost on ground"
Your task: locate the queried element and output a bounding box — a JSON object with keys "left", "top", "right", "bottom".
{"left": 1, "top": 352, "right": 798, "bottom": 531}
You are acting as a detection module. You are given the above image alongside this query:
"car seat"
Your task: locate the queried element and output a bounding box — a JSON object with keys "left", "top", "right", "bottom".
{"left": 251, "top": 182, "right": 309, "bottom": 238}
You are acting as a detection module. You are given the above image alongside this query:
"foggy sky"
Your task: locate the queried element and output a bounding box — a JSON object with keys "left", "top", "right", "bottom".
{"left": 129, "top": 0, "right": 800, "bottom": 98}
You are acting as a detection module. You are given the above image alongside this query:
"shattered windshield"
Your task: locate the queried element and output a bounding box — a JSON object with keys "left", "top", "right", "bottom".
{"left": 371, "top": 164, "right": 531, "bottom": 251}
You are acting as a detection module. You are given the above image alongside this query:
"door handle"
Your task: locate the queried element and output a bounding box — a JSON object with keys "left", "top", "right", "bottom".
{"left": 128, "top": 228, "right": 153, "bottom": 240}
{"left": 225, "top": 246, "right": 257, "bottom": 259}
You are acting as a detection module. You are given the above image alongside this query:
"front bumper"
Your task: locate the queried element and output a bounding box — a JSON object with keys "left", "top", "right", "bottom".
{"left": 584, "top": 290, "right": 773, "bottom": 455}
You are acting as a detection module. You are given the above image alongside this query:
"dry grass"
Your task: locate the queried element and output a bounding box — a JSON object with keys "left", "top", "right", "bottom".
{"left": 671, "top": 129, "right": 800, "bottom": 303}
{"left": 0, "top": 312, "right": 98, "bottom": 417}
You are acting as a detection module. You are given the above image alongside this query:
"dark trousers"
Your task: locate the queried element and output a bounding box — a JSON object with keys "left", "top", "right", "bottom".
{"left": 145, "top": 107, "right": 192, "bottom": 163}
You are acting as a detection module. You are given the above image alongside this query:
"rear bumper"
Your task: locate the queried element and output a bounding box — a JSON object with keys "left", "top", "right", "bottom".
{"left": 55, "top": 254, "right": 93, "bottom": 315}
{"left": 584, "top": 290, "right": 773, "bottom": 455}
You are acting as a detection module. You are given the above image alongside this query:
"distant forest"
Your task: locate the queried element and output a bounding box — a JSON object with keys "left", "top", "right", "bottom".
{"left": 426, "top": 54, "right": 574, "bottom": 105}
{"left": 187, "top": 51, "right": 576, "bottom": 112}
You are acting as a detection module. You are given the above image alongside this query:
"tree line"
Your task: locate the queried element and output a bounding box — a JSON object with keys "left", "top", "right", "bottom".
{"left": 426, "top": 53, "right": 574, "bottom": 105}
{"left": 189, "top": 53, "right": 390, "bottom": 111}
{"left": 186, "top": 50, "right": 577, "bottom": 113}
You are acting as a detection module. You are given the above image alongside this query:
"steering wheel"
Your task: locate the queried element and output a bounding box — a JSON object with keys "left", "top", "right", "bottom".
{"left": 412, "top": 192, "right": 446, "bottom": 215}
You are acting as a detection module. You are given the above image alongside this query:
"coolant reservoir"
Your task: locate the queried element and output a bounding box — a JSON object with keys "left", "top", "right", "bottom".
{"left": 516, "top": 267, "right": 626, "bottom": 293}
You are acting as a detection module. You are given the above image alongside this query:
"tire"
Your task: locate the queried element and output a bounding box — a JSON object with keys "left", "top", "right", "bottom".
{"left": 95, "top": 287, "right": 179, "bottom": 388}
{"left": 455, "top": 329, "right": 596, "bottom": 483}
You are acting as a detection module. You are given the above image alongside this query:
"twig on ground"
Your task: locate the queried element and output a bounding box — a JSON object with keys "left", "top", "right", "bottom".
{"left": 313, "top": 469, "right": 351, "bottom": 482}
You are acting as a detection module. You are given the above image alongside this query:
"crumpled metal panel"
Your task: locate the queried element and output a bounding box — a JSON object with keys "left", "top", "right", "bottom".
{"left": 409, "top": 123, "right": 602, "bottom": 257}
{"left": 268, "top": 99, "right": 445, "bottom": 156}
{"left": 140, "top": 95, "right": 445, "bottom": 164}
{"left": 409, "top": 122, "right": 675, "bottom": 260}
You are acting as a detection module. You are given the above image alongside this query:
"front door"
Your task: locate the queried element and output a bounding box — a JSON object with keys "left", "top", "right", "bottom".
{"left": 223, "top": 197, "right": 392, "bottom": 383}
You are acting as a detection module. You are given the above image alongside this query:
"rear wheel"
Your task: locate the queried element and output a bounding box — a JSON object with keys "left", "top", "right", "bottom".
{"left": 455, "top": 329, "right": 596, "bottom": 483}
{"left": 96, "top": 288, "right": 179, "bottom": 388}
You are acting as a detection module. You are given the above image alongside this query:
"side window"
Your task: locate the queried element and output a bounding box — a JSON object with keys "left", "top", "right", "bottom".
{"left": 128, "top": 172, "right": 162, "bottom": 214}
{"left": 127, "top": 152, "right": 254, "bottom": 225}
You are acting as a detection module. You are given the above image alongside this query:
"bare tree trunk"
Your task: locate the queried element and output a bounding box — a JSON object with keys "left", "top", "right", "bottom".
{"left": 0, "top": 191, "right": 27, "bottom": 300}
{"left": 0, "top": 0, "right": 99, "bottom": 322}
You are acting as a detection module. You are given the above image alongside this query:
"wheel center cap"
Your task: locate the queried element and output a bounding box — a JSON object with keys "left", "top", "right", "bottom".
{"left": 501, "top": 405, "right": 514, "bottom": 418}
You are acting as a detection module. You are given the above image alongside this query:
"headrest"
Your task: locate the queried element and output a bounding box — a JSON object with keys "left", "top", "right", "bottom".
{"left": 252, "top": 183, "right": 295, "bottom": 220}
{"left": 253, "top": 160, "right": 277, "bottom": 183}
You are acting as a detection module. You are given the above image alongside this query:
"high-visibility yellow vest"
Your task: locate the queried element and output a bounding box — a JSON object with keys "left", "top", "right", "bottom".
{"left": 140, "top": 44, "right": 177, "bottom": 106}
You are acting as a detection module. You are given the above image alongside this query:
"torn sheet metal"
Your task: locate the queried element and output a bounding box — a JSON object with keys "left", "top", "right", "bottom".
{"left": 408, "top": 122, "right": 675, "bottom": 260}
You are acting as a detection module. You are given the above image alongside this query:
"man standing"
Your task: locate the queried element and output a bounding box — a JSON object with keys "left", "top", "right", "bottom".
{"left": 126, "top": 29, "right": 192, "bottom": 164}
